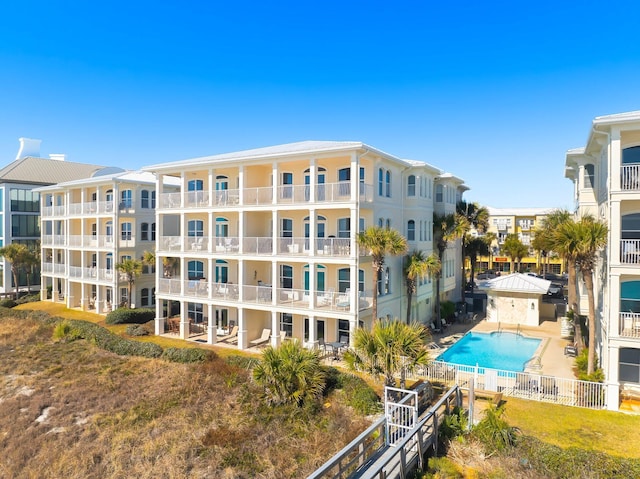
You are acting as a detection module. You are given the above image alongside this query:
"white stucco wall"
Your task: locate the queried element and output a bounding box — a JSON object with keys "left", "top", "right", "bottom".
{"left": 485, "top": 292, "right": 540, "bottom": 327}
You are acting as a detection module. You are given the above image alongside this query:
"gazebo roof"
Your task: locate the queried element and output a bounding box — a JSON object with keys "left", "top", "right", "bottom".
{"left": 484, "top": 273, "right": 551, "bottom": 294}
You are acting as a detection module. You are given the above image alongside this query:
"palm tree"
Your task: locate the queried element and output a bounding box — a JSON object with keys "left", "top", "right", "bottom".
{"left": 531, "top": 232, "right": 548, "bottom": 276}
{"left": 144, "top": 250, "right": 178, "bottom": 278}
{"left": 466, "top": 237, "right": 490, "bottom": 295}
{"left": 252, "top": 340, "right": 326, "bottom": 407}
{"left": 538, "top": 210, "right": 573, "bottom": 306}
{"left": 0, "top": 243, "right": 31, "bottom": 299}
{"left": 457, "top": 201, "right": 489, "bottom": 296}
{"left": 115, "top": 258, "right": 143, "bottom": 308}
{"left": 403, "top": 251, "right": 440, "bottom": 324}
{"left": 569, "top": 217, "right": 608, "bottom": 374}
{"left": 433, "top": 214, "right": 466, "bottom": 329}
{"left": 501, "top": 234, "right": 528, "bottom": 273}
{"left": 342, "top": 319, "right": 431, "bottom": 388}
{"left": 357, "top": 226, "right": 408, "bottom": 320}
{"left": 483, "top": 231, "right": 497, "bottom": 270}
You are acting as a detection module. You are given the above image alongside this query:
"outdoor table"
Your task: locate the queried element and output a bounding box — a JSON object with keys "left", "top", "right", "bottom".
{"left": 327, "top": 342, "right": 344, "bottom": 360}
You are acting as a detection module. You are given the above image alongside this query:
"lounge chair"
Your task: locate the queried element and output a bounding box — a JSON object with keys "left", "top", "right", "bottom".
{"left": 429, "top": 322, "right": 442, "bottom": 334}
{"left": 218, "top": 326, "right": 238, "bottom": 343}
{"left": 250, "top": 328, "right": 271, "bottom": 347}
{"left": 564, "top": 343, "right": 578, "bottom": 357}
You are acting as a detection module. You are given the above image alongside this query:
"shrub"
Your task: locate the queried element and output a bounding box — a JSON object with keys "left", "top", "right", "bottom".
{"left": 0, "top": 299, "right": 17, "bottom": 308}
{"left": 66, "top": 319, "right": 163, "bottom": 358}
{"left": 161, "top": 347, "right": 209, "bottom": 363}
{"left": 126, "top": 324, "right": 149, "bottom": 336}
{"left": 472, "top": 404, "right": 519, "bottom": 454}
{"left": 575, "top": 348, "right": 605, "bottom": 382}
{"left": 440, "top": 300, "right": 456, "bottom": 320}
{"left": 53, "top": 321, "right": 80, "bottom": 341}
{"left": 337, "top": 372, "right": 381, "bottom": 415}
{"left": 226, "top": 354, "right": 260, "bottom": 370}
{"left": 439, "top": 406, "right": 468, "bottom": 442}
{"left": 15, "top": 293, "right": 41, "bottom": 305}
{"left": 105, "top": 308, "right": 155, "bottom": 325}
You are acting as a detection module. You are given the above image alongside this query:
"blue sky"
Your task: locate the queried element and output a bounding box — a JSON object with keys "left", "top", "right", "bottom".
{"left": 1, "top": 1, "right": 639, "bottom": 208}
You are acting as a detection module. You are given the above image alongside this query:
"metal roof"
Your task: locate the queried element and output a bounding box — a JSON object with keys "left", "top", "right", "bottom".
{"left": 0, "top": 156, "right": 105, "bottom": 185}
{"left": 484, "top": 273, "right": 551, "bottom": 294}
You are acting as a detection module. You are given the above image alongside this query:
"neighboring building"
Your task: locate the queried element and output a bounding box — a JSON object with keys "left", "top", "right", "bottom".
{"left": 0, "top": 138, "right": 106, "bottom": 295}
{"left": 565, "top": 110, "right": 640, "bottom": 410}
{"left": 476, "top": 207, "right": 564, "bottom": 275}
{"left": 145, "top": 141, "right": 467, "bottom": 350}
{"left": 38, "top": 170, "right": 179, "bottom": 313}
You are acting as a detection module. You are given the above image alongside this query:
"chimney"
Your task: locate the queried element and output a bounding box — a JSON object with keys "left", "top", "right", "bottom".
{"left": 49, "top": 154, "right": 66, "bottom": 161}
{"left": 16, "top": 138, "right": 42, "bottom": 160}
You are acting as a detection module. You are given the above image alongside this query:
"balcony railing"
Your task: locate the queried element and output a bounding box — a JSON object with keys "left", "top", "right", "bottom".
{"left": 158, "top": 182, "right": 374, "bottom": 209}
{"left": 621, "top": 164, "right": 640, "bottom": 191}
{"left": 41, "top": 262, "right": 66, "bottom": 275}
{"left": 620, "top": 312, "right": 640, "bottom": 338}
{"left": 621, "top": 239, "right": 640, "bottom": 264}
{"left": 156, "top": 279, "right": 373, "bottom": 312}
{"left": 41, "top": 201, "right": 115, "bottom": 217}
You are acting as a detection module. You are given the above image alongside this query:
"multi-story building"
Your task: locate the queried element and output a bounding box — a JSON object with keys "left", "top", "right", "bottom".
{"left": 145, "top": 141, "right": 467, "bottom": 350}
{"left": 0, "top": 138, "right": 106, "bottom": 295}
{"left": 476, "top": 207, "right": 564, "bottom": 275}
{"left": 565, "top": 110, "right": 640, "bottom": 410}
{"left": 38, "top": 170, "right": 179, "bottom": 313}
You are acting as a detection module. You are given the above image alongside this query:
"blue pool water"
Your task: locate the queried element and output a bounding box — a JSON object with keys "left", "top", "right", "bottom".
{"left": 436, "top": 331, "right": 541, "bottom": 372}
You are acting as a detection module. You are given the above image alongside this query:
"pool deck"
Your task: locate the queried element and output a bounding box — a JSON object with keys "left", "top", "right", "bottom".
{"left": 433, "top": 317, "right": 576, "bottom": 379}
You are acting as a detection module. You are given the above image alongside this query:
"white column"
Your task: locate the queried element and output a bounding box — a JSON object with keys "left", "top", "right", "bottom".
{"left": 272, "top": 163, "right": 279, "bottom": 205}
{"left": 611, "top": 128, "right": 621, "bottom": 191}
{"left": 179, "top": 300, "right": 188, "bottom": 340}
{"left": 155, "top": 298, "right": 163, "bottom": 335}
{"left": 350, "top": 152, "right": 358, "bottom": 202}
{"left": 271, "top": 310, "right": 279, "bottom": 346}
{"left": 207, "top": 303, "right": 216, "bottom": 344}
{"left": 238, "top": 308, "right": 247, "bottom": 349}
{"left": 606, "top": 346, "right": 620, "bottom": 411}
{"left": 308, "top": 315, "right": 317, "bottom": 348}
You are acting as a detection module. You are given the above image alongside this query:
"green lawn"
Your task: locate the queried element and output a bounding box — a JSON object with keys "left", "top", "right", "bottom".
{"left": 504, "top": 397, "right": 640, "bottom": 458}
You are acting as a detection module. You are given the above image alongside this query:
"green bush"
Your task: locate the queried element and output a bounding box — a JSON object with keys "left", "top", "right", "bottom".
{"left": 439, "top": 406, "right": 468, "bottom": 442}
{"left": 0, "top": 299, "right": 17, "bottom": 308}
{"left": 66, "top": 319, "right": 163, "bottom": 358}
{"left": 517, "top": 435, "right": 640, "bottom": 479}
{"left": 575, "top": 348, "right": 605, "bottom": 382}
{"left": 226, "top": 354, "right": 260, "bottom": 370}
{"left": 161, "top": 347, "right": 209, "bottom": 363}
{"left": 472, "top": 405, "right": 519, "bottom": 454}
{"left": 440, "top": 300, "right": 456, "bottom": 320}
{"left": 338, "top": 372, "right": 381, "bottom": 415}
{"left": 105, "top": 308, "right": 155, "bottom": 325}
{"left": 16, "top": 293, "right": 41, "bottom": 304}
{"left": 126, "top": 324, "right": 149, "bottom": 336}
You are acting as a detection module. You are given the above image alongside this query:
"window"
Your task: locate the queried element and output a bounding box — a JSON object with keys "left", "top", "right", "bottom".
{"left": 407, "top": 220, "right": 415, "bottom": 241}
{"left": 620, "top": 348, "right": 640, "bottom": 383}
{"left": 378, "top": 168, "right": 384, "bottom": 196}
{"left": 623, "top": 146, "right": 640, "bottom": 164}
{"left": 385, "top": 267, "right": 390, "bottom": 294}
{"left": 385, "top": 170, "right": 391, "bottom": 197}
{"left": 338, "top": 218, "right": 350, "bottom": 238}
{"left": 359, "top": 269, "right": 365, "bottom": 292}
{"left": 152, "top": 287, "right": 156, "bottom": 304}
{"left": 120, "top": 287, "right": 128, "bottom": 305}
{"left": 11, "top": 215, "right": 40, "bottom": 237}
{"left": 141, "top": 288, "right": 149, "bottom": 306}
{"left": 338, "top": 167, "right": 350, "bottom": 182}
{"left": 10, "top": 189, "right": 39, "bottom": 212}
{"left": 216, "top": 217, "right": 228, "bottom": 238}
{"left": 188, "top": 219, "right": 204, "bottom": 237}
{"left": 215, "top": 260, "right": 228, "bottom": 283}
{"left": 188, "top": 179, "right": 204, "bottom": 191}
{"left": 378, "top": 218, "right": 384, "bottom": 228}
{"left": 151, "top": 223, "right": 156, "bottom": 241}
{"left": 407, "top": 175, "right": 416, "bottom": 196}
{"left": 121, "top": 190, "right": 132, "bottom": 208}
{"left": 91, "top": 223, "right": 97, "bottom": 237}
{"left": 282, "top": 218, "right": 293, "bottom": 238}
{"left": 121, "top": 222, "right": 132, "bottom": 241}
{"left": 280, "top": 313, "right": 293, "bottom": 337}
{"left": 188, "top": 302, "right": 204, "bottom": 323}
{"left": 188, "top": 260, "right": 204, "bottom": 280}
{"left": 141, "top": 223, "right": 149, "bottom": 241}
{"left": 141, "top": 190, "right": 150, "bottom": 208}
{"left": 436, "top": 184, "right": 443, "bottom": 202}
{"left": 151, "top": 191, "right": 156, "bottom": 209}
{"left": 281, "top": 264, "right": 293, "bottom": 289}
{"left": 338, "top": 268, "right": 350, "bottom": 293}
{"left": 386, "top": 219, "right": 391, "bottom": 229}
{"left": 359, "top": 217, "right": 365, "bottom": 233}
{"left": 584, "top": 164, "right": 595, "bottom": 188}
{"left": 338, "top": 319, "right": 350, "bottom": 343}
{"left": 282, "top": 172, "right": 293, "bottom": 199}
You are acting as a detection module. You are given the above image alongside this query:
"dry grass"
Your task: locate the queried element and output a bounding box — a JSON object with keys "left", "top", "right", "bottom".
{"left": 0, "top": 313, "right": 370, "bottom": 478}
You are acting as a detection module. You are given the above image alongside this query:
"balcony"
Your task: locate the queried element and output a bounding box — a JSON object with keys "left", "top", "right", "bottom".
{"left": 620, "top": 312, "right": 640, "bottom": 338}
{"left": 620, "top": 240, "right": 640, "bottom": 264}
{"left": 41, "top": 262, "right": 66, "bottom": 275}
{"left": 156, "top": 279, "right": 373, "bottom": 312}
{"left": 621, "top": 164, "right": 640, "bottom": 191}
{"left": 158, "top": 182, "right": 374, "bottom": 210}
{"left": 41, "top": 201, "right": 115, "bottom": 217}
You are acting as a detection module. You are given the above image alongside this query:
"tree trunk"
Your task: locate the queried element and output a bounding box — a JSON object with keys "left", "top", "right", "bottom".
{"left": 12, "top": 268, "right": 19, "bottom": 300}
{"left": 567, "top": 259, "right": 584, "bottom": 351}
{"left": 460, "top": 243, "right": 467, "bottom": 299}
{"left": 470, "top": 257, "right": 476, "bottom": 296}
{"left": 372, "top": 266, "right": 379, "bottom": 320}
{"left": 406, "top": 286, "right": 413, "bottom": 325}
{"left": 583, "top": 267, "right": 597, "bottom": 375}
{"left": 128, "top": 281, "right": 133, "bottom": 309}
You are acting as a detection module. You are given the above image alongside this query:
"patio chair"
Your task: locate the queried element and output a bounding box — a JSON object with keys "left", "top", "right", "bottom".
{"left": 429, "top": 322, "right": 442, "bottom": 334}
{"left": 250, "top": 328, "right": 271, "bottom": 347}
{"left": 218, "top": 325, "right": 238, "bottom": 343}
{"left": 564, "top": 343, "right": 578, "bottom": 357}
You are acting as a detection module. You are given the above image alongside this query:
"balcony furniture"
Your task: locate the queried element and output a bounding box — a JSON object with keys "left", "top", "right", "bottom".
{"left": 167, "top": 317, "right": 180, "bottom": 333}
{"left": 258, "top": 284, "right": 272, "bottom": 302}
{"left": 336, "top": 289, "right": 350, "bottom": 310}
{"left": 318, "top": 288, "right": 334, "bottom": 306}
{"left": 250, "top": 328, "right": 271, "bottom": 348}
{"left": 218, "top": 325, "right": 238, "bottom": 343}
{"left": 564, "top": 343, "right": 578, "bottom": 357}
{"left": 287, "top": 244, "right": 299, "bottom": 253}
{"left": 281, "top": 290, "right": 298, "bottom": 301}
{"left": 192, "top": 237, "right": 205, "bottom": 251}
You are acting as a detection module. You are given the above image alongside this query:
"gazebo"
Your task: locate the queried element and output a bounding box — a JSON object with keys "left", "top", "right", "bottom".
{"left": 483, "top": 273, "right": 553, "bottom": 327}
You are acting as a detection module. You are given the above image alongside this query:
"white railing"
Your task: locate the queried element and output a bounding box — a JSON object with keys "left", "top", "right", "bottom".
{"left": 185, "top": 236, "right": 209, "bottom": 252}
{"left": 69, "top": 266, "right": 83, "bottom": 278}
{"left": 83, "top": 202, "right": 98, "bottom": 214}
{"left": 411, "top": 361, "right": 606, "bottom": 409}
{"left": 119, "top": 236, "right": 136, "bottom": 248}
{"left": 621, "top": 164, "right": 640, "bottom": 190}
{"left": 98, "top": 268, "right": 114, "bottom": 281}
{"left": 42, "top": 262, "right": 53, "bottom": 273}
{"left": 160, "top": 192, "right": 181, "bottom": 209}
{"left": 98, "top": 201, "right": 115, "bottom": 214}
{"left": 315, "top": 237, "right": 352, "bottom": 257}
{"left": 186, "top": 191, "right": 210, "bottom": 208}
{"left": 68, "top": 203, "right": 82, "bottom": 215}
{"left": 620, "top": 239, "right": 640, "bottom": 264}
{"left": 42, "top": 206, "right": 53, "bottom": 217}
{"left": 184, "top": 279, "right": 210, "bottom": 298}
{"left": 214, "top": 189, "right": 240, "bottom": 207}
{"left": 211, "top": 237, "right": 240, "bottom": 254}
{"left": 243, "top": 237, "right": 274, "bottom": 255}
{"left": 160, "top": 236, "right": 183, "bottom": 252}
{"left": 277, "top": 237, "right": 308, "bottom": 255}
{"left": 158, "top": 278, "right": 182, "bottom": 295}
{"left": 243, "top": 186, "right": 273, "bottom": 205}
{"left": 359, "top": 183, "right": 374, "bottom": 203}
{"left": 620, "top": 312, "right": 640, "bottom": 338}
{"left": 68, "top": 235, "right": 83, "bottom": 247}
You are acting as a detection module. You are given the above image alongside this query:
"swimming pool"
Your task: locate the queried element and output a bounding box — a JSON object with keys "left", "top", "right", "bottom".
{"left": 436, "top": 331, "right": 542, "bottom": 372}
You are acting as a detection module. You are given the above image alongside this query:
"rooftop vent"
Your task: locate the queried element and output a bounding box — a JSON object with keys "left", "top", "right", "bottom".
{"left": 49, "top": 154, "right": 66, "bottom": 161}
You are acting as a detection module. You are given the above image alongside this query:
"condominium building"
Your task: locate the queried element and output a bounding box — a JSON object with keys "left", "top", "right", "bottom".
{"left": 565, "top": 110, "right": 640, "bottom": 410}
{"left": 476, "top": 207, "right": 564, "bottom": 275}
{"left": 38, "top": 170, "right": 179, "bottom": 313}
{"left": 0, "top": 138, "right": 106, "bottom": 295}
{"left": 145, "top": 141, "right": 467, "bottom": 350}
